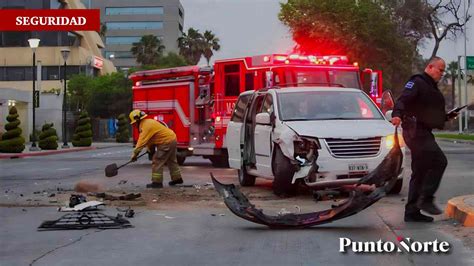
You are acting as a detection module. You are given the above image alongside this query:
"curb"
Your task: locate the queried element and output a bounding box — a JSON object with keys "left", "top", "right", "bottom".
{"left": 445, "top": 195, "right": 474, "bottom": 227}
{"left": 0, "top": 146, "right": 96, "bottom": 159}
{"left": 436, "top": 137, "right": 474, "bottom": 145}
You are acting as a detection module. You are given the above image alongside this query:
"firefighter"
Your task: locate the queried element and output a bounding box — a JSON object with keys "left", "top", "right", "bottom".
{"left": 392, "top": 56, "right": 457, "bottom": 222}
{"left": 129, "top": 110, "right": 183, "bottom": 188}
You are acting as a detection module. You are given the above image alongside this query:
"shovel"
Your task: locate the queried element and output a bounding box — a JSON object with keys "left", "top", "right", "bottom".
{"left": 105, "top": 152, "right": 147, "bottom": 177}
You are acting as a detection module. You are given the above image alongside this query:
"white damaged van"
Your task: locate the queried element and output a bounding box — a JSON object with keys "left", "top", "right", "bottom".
{"left": 225, "top": 87, "right": 404, "bottom": 195}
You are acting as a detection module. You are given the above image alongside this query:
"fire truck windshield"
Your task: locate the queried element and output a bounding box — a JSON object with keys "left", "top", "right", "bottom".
{"left": 282, "top": 69, "right": 360, "bottom": 89}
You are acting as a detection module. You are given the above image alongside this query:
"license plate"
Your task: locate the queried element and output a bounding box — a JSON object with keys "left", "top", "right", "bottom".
{"left": 348, "top": 163, "right": 368, "bottom": 172}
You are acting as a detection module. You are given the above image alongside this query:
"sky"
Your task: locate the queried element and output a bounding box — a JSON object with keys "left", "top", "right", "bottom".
{"left": 180, "top": 0, "right": 473, "bottom": 65}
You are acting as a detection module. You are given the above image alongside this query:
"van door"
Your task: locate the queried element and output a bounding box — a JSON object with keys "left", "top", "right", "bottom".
{"left": 226, "top": 93, "right": 252, "bottom": 169}
{"left": 254, "top": 94, "right": 274, "bottom": 177}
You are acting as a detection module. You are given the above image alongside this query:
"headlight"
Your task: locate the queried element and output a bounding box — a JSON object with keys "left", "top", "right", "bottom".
{"left": 293, "top": 137, "right": 320, "bottom": 159}
{"left": 385, "top": 134, "right": 405, "bottom": 149}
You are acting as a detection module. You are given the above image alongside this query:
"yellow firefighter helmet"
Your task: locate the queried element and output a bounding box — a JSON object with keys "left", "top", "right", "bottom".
{"left": 129, "top": 109, "right": 147, "bottom": 124}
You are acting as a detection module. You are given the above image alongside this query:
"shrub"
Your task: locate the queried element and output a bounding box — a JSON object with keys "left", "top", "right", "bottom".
{"left": 72, "top": 111, "right": 92, "bottom": 147}
{"left": 38, "top": 123, "right": 58, "bottom": 150}
{"left": 115, "top": 113, "right": 130, "bottom": 143}
{"left": 0, "top": 106, "right": 25, "bottom": 153}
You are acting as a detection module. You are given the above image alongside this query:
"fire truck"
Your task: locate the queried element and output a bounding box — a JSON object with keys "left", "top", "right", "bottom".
{"left": 129, "top": 54, "right": 383, "bottom": 166}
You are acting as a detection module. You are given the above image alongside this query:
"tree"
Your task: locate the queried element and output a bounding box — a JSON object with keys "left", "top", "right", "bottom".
{"left": 381, "top": 0, "right": 432, "bottom": 48}
{"left": 202, "top": 30, "right": 221, "bottom": 65}
{"left": 115, "top": 114, "right": 130, "bottom": 143}
{"left": 444, "top": 61, "right": 460, "bottom": 108}
{"left": 68, "top": 74, "right": 93, "bottom": 112}
{"left": 0, "top": 106, "right": 25, "bottom": 153}
{"left": 279, "top": 0, "right": 416, "bottom": 92}
{"left": 423, "top": 0, "right": 471, "bottom": 58}
{"left": 156, "top": 52, "right": 189, "bottom": 68}
{"left": 99, "top": 23, "right": 107, "bottom": 39}
{"left": 72, "top": 111, "right": 92, "bottom": 147}
{"left": 131, "top": 35, "right": 165, "bottom": 65}
{"left": 38, "top": 123, "right": 58, "bottom": 150}
{"left": 68, "top": 73, "right": 132, "bottom": 118}
{"left": 178, "top": 28, "right": 205, "bottom": 65}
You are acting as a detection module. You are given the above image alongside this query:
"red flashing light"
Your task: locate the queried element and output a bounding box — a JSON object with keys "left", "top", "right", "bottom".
{"left": 263, "top": 56, "right": 270, "bottom": 62}
{"left": 353, "top": 62, "right": 359, "bottom": 67}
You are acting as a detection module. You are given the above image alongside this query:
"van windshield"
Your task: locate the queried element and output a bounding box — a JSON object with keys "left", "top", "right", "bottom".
{"left": 282, "top": 69, "right": 360, "bottom": 89}
{"left": 277, "top": 91, "right": 383, "bottom": 121}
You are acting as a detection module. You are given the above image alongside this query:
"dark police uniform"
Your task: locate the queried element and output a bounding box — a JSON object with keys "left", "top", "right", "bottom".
{"left": 392, "top": 72, "right": 448, "bottom": 215}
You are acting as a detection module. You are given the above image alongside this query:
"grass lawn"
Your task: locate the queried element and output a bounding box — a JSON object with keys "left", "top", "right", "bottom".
{"left": 434, "top": 133, "right": 474, "bottom": 141}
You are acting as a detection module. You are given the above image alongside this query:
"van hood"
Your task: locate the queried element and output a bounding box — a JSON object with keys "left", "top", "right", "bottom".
{"left": 284, "top": 120, "right": 394, "bottom": 139}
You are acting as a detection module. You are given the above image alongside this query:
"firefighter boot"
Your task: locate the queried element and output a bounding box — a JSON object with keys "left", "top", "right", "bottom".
{"left": 146, "top": 182, "right": 163, "bottom": 189}
{"left": 168, "top": 178, "right": 184, "bottom": 186}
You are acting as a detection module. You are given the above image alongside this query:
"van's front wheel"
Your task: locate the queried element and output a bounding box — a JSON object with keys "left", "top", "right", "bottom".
{"left": 272, "top": 145, "right": 297, "bottom": 196}
{"left": 238, "top": 165, "right": 256, "bottom": 186}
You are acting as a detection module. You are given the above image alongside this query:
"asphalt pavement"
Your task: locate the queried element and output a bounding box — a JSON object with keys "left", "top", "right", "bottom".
{"left": 1, "top": 141, "right": 473, "bottom": 265}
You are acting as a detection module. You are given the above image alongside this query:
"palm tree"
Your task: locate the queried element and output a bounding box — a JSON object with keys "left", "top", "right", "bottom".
{"left": 444, "top": 61, "right": 460, "bottom": 109}
{"left": 99, "top": 23, "right": 107, "bottom": 39}
{"left": 131, "top": 35, "right": 165, "bottom": 66}
{"left": 202, "top": 30, "right": 221, "bottom": 66}
{"left": 178, "top": 28, "right": 204, "bottom": 65}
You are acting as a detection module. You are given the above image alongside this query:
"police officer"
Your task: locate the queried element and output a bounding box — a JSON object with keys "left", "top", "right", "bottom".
{"left": 129, "top": 110, "right": 183, "bottom": 188}
{"left": 392, "top": 57, "right": 457, "bottom": 222}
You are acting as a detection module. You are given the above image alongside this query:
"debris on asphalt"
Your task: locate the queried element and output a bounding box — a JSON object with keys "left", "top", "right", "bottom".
{"left": 164, "top": 216, "right": 175, "bottom": 219}
{"left": 69, "top": 194, "right": 87, "bottom": 207}
{"left": 118, "top": 180, "right": 128, "bottom": 185}
{"left": 20, "top": 194, "right": 23, "bottom": 197}
{"left": 152, "top": 199, "right": 158, "bottom": 203}
{"left": 59, "top": 201, "right": 105, "bottom": 212}
{"left": 38, "top": 211, "right": 132, "bottom": 231}
{"left": 88, "top": 192, "right": 141, "bottom": 201}
{"left": 74, "top": 180, "right": 102, "bottom": 193}
{"left": 48, "top": 193, "right": 55, "bottom": 197}
{"left": 117, "top": 207, "right": 135, "bottom": 218}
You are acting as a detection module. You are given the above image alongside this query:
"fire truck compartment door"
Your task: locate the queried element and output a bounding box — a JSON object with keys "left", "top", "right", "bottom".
{"left": 254, "top": 123, "right": 273, "bottom": 177}
{"left": 226, "top": 120, "right": 243, "bottom": 169}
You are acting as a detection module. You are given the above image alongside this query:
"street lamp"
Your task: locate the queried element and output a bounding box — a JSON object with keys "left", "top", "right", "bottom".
{"left": 61, "top": 48, "right": 70, "bottom": 148}
{"left": 28, "top": 38, "right": 40, "bottom": 151}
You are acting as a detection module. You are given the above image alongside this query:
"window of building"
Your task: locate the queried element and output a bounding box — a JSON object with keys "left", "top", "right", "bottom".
{"left": 1, "top": 32, "right": 29, "bottom": 47}
{"left": 106, "top": 36, "right": 141, "bottom": 45}
{"left": 106, "top": 22, "right": 163, "bottom": 30}
{"left": 6, "top": 67, "right": 26, "bottom": 81}
{"left": 179, "top": 23, "right": 183, "bottom": 33}
{"left": 106, "top": 7, "right": 164, "bottom": 15}
{"left": 105, "top": 51, "right": 134, "bottom": 59}
{"left": 179, "top": 8, "right": 183, "bottom": 18}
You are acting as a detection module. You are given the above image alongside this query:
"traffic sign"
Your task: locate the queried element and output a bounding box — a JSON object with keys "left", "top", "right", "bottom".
{"left": 34, "top": 90, "right": 40, "bottom": 108}
{"left": 467, "top": 56, "right": 474, "bottom": 70}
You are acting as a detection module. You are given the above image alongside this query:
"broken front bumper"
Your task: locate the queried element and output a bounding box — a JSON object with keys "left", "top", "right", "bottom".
{"left": 211, "top": 127, "right": 403, "bottom": 228}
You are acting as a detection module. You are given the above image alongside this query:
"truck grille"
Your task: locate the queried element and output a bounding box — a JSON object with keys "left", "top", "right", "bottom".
{"left": 324, "top": 137, "right": 381, "bottom": 158}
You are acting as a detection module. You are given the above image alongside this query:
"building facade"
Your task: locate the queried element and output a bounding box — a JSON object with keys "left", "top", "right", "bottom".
{"left": 82, "top": 0, "right": 184, "bottom": 70}
{"left": 0, "top": 0, "right": 115, "bottom": 143}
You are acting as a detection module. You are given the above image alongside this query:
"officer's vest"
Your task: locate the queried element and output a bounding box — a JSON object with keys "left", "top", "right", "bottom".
{"left": 411, "top": 74, "right": 446, "bottom": 129}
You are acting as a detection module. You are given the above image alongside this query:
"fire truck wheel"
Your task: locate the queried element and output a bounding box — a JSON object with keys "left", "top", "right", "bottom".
{"left": 238, "top": 166, "right": 256, "bottom": 186}
{"left": 272, "top": 145, "right": 297, "bottom": 196}
{"left": 177, "top": 155, "right": 186, "bottom": 165}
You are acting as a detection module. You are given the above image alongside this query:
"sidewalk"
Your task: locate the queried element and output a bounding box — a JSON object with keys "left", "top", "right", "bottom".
{"left": 0, "top": 142, "right": 132, "bottom": 160}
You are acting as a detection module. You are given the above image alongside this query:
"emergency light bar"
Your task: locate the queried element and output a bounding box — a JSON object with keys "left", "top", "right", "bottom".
{"left": 255, "top": 54, "right": 351, "bottom": 66}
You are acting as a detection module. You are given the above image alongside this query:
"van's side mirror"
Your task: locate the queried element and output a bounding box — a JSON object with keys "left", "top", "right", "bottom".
{"left": 385, "top": 110, "right": 393, "bottom": 122}
{"left": 381, "top": 90, "right": 395, "bottom": 115}
{"left": 256, "top": 112, "right": 271, "bottom": 125}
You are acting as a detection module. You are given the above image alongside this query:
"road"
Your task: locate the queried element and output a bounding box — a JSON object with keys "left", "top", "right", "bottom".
{"left": 1, "top": 140, "right": 473, "bottom": 266}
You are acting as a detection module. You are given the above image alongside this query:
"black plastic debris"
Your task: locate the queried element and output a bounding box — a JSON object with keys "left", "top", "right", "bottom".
{"left": 212, "top": 126, "right": 403, "bottom": 228}
{"left": 69, "top": 194, "right": 87, "bottom": 207}
{"left": 38, "top": 212, "right": 133, "bottom": 231}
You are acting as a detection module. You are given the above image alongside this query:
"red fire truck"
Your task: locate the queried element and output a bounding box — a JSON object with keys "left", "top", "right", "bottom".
{"left": 129, "top": 54, "right": 383, "bottom": 166}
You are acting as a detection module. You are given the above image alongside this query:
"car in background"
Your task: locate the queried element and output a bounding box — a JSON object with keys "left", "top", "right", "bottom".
{"left": 225, "top": 87, "right": 404, "bottom": 195}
